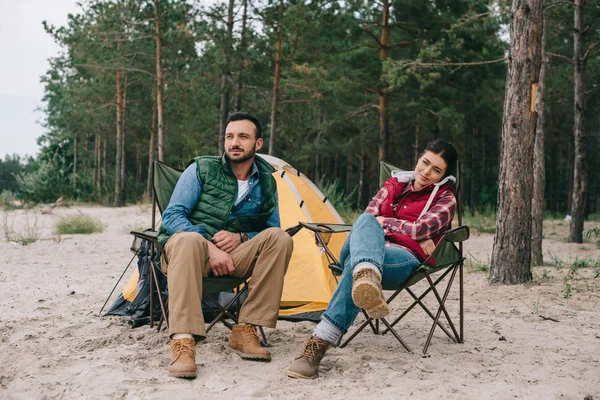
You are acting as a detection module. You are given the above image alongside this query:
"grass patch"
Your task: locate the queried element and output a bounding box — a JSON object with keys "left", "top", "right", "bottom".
{"left": 55, "top": 214, "right": 103, "bottom": 234}
{"left": 463, "top": 206, "right": 496, "bottom": 233}
{"left": 2, "top": 212, "right": 40, "bottom": 245}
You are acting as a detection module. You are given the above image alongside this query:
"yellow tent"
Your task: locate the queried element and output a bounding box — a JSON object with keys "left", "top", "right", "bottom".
{"left": 257, "top": 155, "right": 347, "bottom": 317}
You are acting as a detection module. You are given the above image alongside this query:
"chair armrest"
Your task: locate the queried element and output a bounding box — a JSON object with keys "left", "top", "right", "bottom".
{"left": 441, "top": 225, "right": 470, "bottom": 243}
{"left": 130, "top": 229, "right": 164, "bottom": 254}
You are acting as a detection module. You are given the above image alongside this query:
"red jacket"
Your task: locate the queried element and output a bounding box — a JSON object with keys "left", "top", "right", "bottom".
{"left": 379, "top": 177, "right": 455, "bottom": 264}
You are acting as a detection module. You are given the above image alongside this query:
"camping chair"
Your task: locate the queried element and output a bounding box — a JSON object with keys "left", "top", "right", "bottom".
{"left": 289, "top": 160, "right": 469, "bottom": 355}
{"left": 130, "top": 161, "right": 268, "bottom": 345}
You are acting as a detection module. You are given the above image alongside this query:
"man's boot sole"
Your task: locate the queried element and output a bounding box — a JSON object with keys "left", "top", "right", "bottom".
{"left": 287, "top": 370, "right": 317, "bottom": 379}
{"left": 352, "top": 280, "right": 389, "bottom": 319}
{"left": 168, "top": 370, "right": 197, "bottom": 379}
{"left": 231, "top": 349, "right": 271, "bottom": 361}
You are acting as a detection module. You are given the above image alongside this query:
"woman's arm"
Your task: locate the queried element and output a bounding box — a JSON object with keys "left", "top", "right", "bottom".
{"left": 382, "top": 190, "right": 456, "bottom": 240}
{"left": 364, "top": 186, "right": 389, "bottom": 217}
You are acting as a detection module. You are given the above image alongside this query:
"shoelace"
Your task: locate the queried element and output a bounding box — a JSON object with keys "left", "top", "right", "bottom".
{"left": 354, "top": 269, "right": 379, "bottom": 281}
{"left": 301, "top": 338, "right": 329, "bottom": 358}
{"left": 170, "top": 339, "right": 196, "bottom": 361}
{"left": 243, "top": 324, "right": 260, "bottom": 343}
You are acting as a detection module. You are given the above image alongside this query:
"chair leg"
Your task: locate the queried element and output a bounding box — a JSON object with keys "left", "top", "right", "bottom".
{"left": 149, "top": 262, "right": 169, "bottom": 331}
{"left": 380, "top": 318, "right": 412, "bottom": 353}
{"left": 257, "top": 326, "right": 269, "bottom": 347}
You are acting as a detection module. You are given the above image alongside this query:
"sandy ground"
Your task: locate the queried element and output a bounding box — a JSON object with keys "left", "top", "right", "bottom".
{"left": 1, "top": 205, "right": 599, "bottom": 399}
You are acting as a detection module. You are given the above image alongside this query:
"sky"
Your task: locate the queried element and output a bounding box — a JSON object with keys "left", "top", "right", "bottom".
{"left": 0, "top": 0, "right": 81, "bottom": 158}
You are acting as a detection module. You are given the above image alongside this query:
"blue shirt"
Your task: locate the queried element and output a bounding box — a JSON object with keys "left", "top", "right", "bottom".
{"left": 161, "top": 161, "right": 281, "bottom": 239}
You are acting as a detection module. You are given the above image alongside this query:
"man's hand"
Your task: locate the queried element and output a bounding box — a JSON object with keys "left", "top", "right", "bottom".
{"left": 207, "top": 242, "right": 235, "bottom": 276}
{"left": 418, "top": 239, "right": 436, "bottom": 256}
{"left": 212, "top": 230, "right": 242, "bottom": 253}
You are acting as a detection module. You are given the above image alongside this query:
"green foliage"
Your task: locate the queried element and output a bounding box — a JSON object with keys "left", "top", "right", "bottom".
{"left": 0, "top": 191, "right": 21, "bottom": 210}
{"left": 562, "top": 277, "right": 572, "bottom": 299}
{"left": 0, "top": 154, "right": 37, "bottom": 194}
{"left": 55, "top": 214, "right": 103, "bottom": 235}
{"left": 316, "top": 176, "right": 356, "bottom": 224}
{"left": 16, "top": 152, "right": 71, "bottom": 204}
{"left": 463, "top": 206, "right": 496, "bottom": 233}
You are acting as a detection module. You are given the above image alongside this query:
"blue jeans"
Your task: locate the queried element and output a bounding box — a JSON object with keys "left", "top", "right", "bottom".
{"left": 322, "top": 213, "right": 420, "bottom": 333}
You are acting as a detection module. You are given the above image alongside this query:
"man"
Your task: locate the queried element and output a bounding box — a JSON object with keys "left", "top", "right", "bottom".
{"left": 157, "top": 112, "right": 293, "bottom": 378}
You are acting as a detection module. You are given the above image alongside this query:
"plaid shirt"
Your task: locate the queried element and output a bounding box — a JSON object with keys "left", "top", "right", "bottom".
{"left": 364, "top": 181, "right": 456, "bottom": 250}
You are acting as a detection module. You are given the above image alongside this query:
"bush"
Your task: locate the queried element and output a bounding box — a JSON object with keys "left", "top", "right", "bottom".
{"left": 16, "top": 152, "right": 71, "bottom": 204}
{"left": 55, "top": 214, "right": 103, "bottom": 234}
{"left": 316, "top": 177, "right": 357, "bottom": 223}
{"left": 0, "top": 191, "right": 21, "bottom": 210}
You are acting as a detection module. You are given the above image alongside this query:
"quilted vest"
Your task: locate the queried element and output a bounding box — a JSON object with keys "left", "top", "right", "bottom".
{"left": 157, "top": 155, "right": 277, "bottom": 246}
{"left": 379, "top": 177, "right": 455, "bottom": 262}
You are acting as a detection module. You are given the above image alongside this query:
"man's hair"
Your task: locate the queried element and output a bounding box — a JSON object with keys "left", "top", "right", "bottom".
{"left": 226, "top": 112, "right": 262, "bottom": 139}
{"left": 423, "top": 139, "right": 459, "bottom": 177}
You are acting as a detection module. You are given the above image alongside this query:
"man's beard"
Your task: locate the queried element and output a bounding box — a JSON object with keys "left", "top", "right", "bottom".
{"left": 226, "top": 146, "right": 256, "bottom": 163}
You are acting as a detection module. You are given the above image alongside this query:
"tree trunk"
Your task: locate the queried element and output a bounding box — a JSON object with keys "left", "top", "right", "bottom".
{"left": 147, "top": 99, "right": 157, "bottom": 200}
{"left": 92, "top": 134, "right": 98, "bottom": 195}
{"left": 470, "top": 126, "right": 478, "bottom": 211}
{"left": 269, "top": 0, "right": 284, "bottom": 156}
{"left": 413, "top": 124, "right": 420, "bottom": 167}
{"left": 114, "top": 68, "right": 123, "bottom": 205}
{"left": 569, "top": 0, "right": 587, "bottom": 243}
{"left": 378, "top": 0, "right": 390, "bottom": 163}
{"left": 489, "top": 0, "right": 544, "bottom": 284}
{"left": 357, "top": 150, "right": 365, "bottom": 208}
{"left": 120, "top": 73, "right": 128, "bottom": 206}
{"left": 73, "top": 135, "right": 78, "bottom": 196}
{"left": 154, "top": 0, "right": 165, "bottom": 162}
{"left": 235, "top": 0, "right": 248, "bottom": 111}
{"left": 532, "top": 16, "right": 547, "bottom": 266}
{"left": 219, "top": 0, "right": 235, "bottom": 154}
{"left": 102, "top": 136, "right": 107, "bottom": 191}
{"left": 136, "top": 143, "right": 142, "bottom": 200}
{"left": 96, "top": 133, "right": 101, "bottom": 195}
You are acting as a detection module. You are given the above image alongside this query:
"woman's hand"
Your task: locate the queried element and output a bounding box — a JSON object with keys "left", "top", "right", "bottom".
{"left": 418, "top": 239, "right": 436, "bottom": 256}
{"left": 375, "top": 216, "right": 387, "bottom": 227}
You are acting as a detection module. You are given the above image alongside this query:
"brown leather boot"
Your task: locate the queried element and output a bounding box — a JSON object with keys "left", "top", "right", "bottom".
{"left": 228, "top": 324, "right": 271, "bottom": 361}
{"left": 287, "top": 336, "right": 331, "bottom": 379}
{"left": 352, "top": 268, "right": 389, "bottom": 319}
{"left": 168, "top": 337, "right": 197, "bottom": 378}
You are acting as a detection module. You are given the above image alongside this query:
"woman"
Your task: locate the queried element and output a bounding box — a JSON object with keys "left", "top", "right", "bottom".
{"left": 287, "top": 138, "right": 458, "bottom": 380}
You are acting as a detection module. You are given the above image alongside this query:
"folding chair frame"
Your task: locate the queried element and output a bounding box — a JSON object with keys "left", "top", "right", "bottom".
{"left": 293, "top": 218, "right": 468, "bottom": 356}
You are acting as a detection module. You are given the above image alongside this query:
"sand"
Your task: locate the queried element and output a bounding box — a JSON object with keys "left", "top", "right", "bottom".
{"left": 1, "top": 205, "right": 599, "bottom": 399}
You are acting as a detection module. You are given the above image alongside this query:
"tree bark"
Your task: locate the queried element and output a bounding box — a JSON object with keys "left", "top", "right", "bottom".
{"left": 73, "top": 135, "right": 78, "bottom": 196}
{"left": 378, "top": 0, "right": 390, "bottom": 162}
{"left": 569, "top": 0, "right": 587, "bottom": 243}
{"left": 532, "top": 15, "right": 547, "bottom": 266}
{"left": 489, "top": 0, "right": 544, "bottom": 284}
{"left": 153, "top": 0, "right": 165, "bottom": 162}
{"left": 120, "top": 72, "right": 128, "bottom": 206}
{"left": 235, "top": 0, "right": 248, "bottom": 111}
{"left": 147, "top": 99, "right": 157, "bottom": 200}
{"left": 269, "top": 0, "right": 284, "bottom": 156}
{"left": 357, "top": 150, "right": 365, "bottom": 208}
{"left": 96, "top": 133, "right": 101, "bottom": 195}
{"left": 219, "top": 0, "right": 235, "bottom": 154}
{"left": 114, "top": 67, "right": 123, "bottom": 206}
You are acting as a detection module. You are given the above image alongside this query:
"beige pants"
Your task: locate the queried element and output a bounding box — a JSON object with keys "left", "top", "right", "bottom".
{"left": 161, "top": 228, "right": 293, "bottom": 338}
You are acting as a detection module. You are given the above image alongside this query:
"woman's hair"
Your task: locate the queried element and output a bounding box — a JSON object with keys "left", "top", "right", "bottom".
{"left": 423, "top": 139, "right": 458, "bottom": 177}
